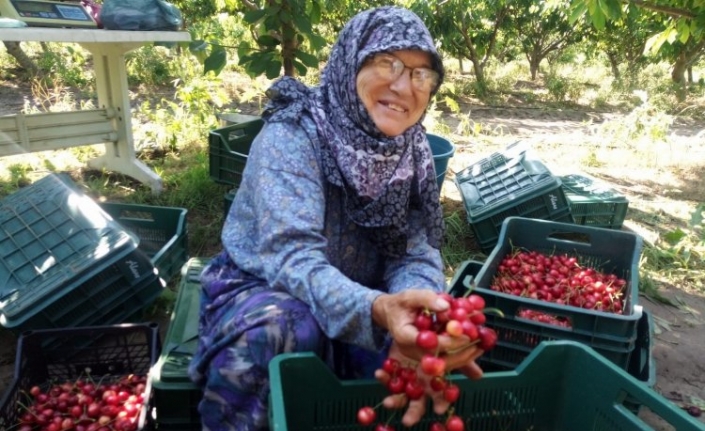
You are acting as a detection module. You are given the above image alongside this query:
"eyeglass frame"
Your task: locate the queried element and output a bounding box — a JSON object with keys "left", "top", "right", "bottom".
{"left": 363, "top": 52, "right": 441, "bottom": 93}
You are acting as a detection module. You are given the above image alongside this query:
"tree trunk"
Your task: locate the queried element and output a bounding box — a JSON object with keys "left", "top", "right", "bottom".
{"left": 606, "top": 51, "right": 621, "bottom": 82}
{"left": 529, "top": 55, "right": 541, "bottom": 81}
{"left": 470, "top": 58, "right": 486, "bottom": 92}
{"left": 2, "top": 41, "right": 39, "bottom": 75}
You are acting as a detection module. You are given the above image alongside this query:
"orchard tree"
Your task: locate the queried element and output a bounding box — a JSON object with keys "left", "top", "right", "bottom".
{"left": 410, "top": 0, "right": 513, "bottom": 92}
{"left": 586, "top": 5, "right": 665, "bottom": 83}
{"left": 193, "top": 0, "right": 327, "bottom": 78}
{"left": 511, "top": 0, "right": 586, "bottom": 80}
{"left": 571, "top": 0, "right": 705, "bottom": 95}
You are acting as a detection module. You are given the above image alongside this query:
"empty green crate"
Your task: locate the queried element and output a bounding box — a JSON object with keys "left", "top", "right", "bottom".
{"left": 0, "top": 174, "right": 162, "bottom": 333}
{"left": 268, "top": 340, "right": 701, "bottom": 431}
{"left": 208, "top": 118, "right": 264, "bottom": 187}
{"left": 150, "top": 257, "right": 207, "bottom": 428}
{"left": 561, "top": 173, "right": 629, "bottom": 229}
{"left": 223, "top": 188, "right": 237, "bottom": 219}
{"left": 454, "top": 145, "right": 573, "bottom": 254}
{"left": 99, "top": 202, "right": 189, "bottom": 283}
{"left": 0, "top": 323, "right": 160, "bottom": 431}
{"left": 453, "top": 217, "right": 644, "bottom": 371}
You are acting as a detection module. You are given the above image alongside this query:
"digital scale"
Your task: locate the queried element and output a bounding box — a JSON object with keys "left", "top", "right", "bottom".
{"left": 0, "top": 0, "right": 97, "bottom": 28}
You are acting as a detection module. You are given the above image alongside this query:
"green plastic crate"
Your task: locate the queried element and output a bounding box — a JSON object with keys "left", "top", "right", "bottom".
{"left": 99, "top": 202, "right": 189, "bottom": 283}
{"left": 208, "top": 118, "right": 264, "bottom": 187}
{"left": 224, "top": 187, "right": 237, "bottom": 219}
{"left": 454, "top": 144, "right": 573, "bottom": 254}
{"left": 268, "top": 341, "right": 702, "bottom": 431}
{"left": 453, "top": 217, "right": 644, "bottom": 370}
{"left": 0, "top": 174, "right": 162, "bottom": 333}
{"left": 0, "top": 323, "right": 160, "bottom": 431}
{"left": 150, "top": 257, "right": 206, "bottom": 428}
{"left": 561, "top": 173, "right": 629, "bottom": 229}
{"left": 449, "top": 262, "right": 653, "bottom": 389}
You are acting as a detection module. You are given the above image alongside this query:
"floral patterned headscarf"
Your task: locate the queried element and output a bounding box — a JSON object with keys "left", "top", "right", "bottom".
{"left": 262, "top": 6, "right": 445, "bottom": 257}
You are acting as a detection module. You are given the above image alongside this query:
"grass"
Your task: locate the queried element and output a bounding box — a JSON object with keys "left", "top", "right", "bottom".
{"left": 0, "top": 43, "right": 704, "bottom": 314}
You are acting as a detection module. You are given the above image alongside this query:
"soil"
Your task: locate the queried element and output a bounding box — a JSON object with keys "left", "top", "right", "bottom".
{"left": 0, "top": 84, "right": 704, "bottom": 429}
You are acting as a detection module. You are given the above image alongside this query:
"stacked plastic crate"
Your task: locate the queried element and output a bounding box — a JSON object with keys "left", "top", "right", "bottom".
{"left": 560, "top": 173, "right": 630, "bottom": 229}
{"left": 454, "top": 143, "right": 574, "bottom": 253}
{"left": 448, "top": 216, "right": 653, "bottom": 411}
{"left": 208, "top": 117, "right": 265, "bottom": 218}
{"left": 0, "top": 323, "right": 160, "bottom": 430}
{"left": 0, "top": 173, "right": 188, "bottom": 334}
{"left": 150, "top": 257, "right": 205, "bottom": 428}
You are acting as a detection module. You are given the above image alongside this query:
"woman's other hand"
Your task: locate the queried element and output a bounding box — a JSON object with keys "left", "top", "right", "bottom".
{"left": 374, "top": 341, "right": 483, "bottom": 427}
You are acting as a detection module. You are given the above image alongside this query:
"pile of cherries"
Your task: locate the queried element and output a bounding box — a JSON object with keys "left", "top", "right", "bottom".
{"left": 356, "top": 292, "right": 498, "bottom": 431}
{"left": 13, "top": 374, "right": 148, "bottom": 431}
{"left": 489, "top": 249, "right": 628, "bottom": 326}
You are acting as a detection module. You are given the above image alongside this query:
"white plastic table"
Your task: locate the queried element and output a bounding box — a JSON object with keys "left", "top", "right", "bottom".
{"left": 0, "top": 28, "right": 191, "bottom": 194}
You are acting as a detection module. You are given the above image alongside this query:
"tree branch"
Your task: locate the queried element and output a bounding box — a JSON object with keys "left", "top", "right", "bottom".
{"left": 627, "top": 0, "right": 696, "bottom": 19}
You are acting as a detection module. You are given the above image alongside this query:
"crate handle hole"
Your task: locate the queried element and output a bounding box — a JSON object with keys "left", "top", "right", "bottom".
{"left": 547, "top": 231, "right": 591, "bottom": 245}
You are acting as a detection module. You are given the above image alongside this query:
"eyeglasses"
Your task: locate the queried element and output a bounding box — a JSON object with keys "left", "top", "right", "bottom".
{"left": 367, "top": 53, "right": 440, "bottom": 93}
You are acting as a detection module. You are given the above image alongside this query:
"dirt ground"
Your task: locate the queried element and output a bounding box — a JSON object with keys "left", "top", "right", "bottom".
{"left": 0, "top": 88, "right": 704, "bottom": 429}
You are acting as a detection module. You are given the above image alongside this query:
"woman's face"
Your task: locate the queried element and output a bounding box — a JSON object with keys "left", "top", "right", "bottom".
{"left": 356, "top": 50, "right": 435, "bottom": 137}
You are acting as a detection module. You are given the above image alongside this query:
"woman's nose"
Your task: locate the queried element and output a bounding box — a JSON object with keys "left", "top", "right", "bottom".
{"left": 389, "top": 69, "right": 414, "bottom": 94}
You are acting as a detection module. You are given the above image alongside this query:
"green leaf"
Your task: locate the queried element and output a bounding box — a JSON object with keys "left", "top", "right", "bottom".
{"left": 293, "top": 59, "right": 308, "bottom": 76}
{"left": 294, "top": 49, "right": 319, "bottom": 68}
{"left": 308, "top": 33, "right": 327, "bottom": 51}
{"left": 293, "top": 14, "right": 312, "bottom": 33}
{"left": 568, "top": 0, "right": 587, "bottom": 24}
{"left": 265, "top": 59, "right": 282, "bottom": 79}
{"left": 257, "top": 35, "right": 281, "bottom": 47}
{"left": 592, "top": 8, "right": 606, "bottom": 29}
{"left": 309, "top": 1, "right": 321, "bottom": 24}
{"left": 247, "top": 53, "right": 270, "bottom": 76}
{"left": 243, "top": 9, "right": 267, "bottom": 24}
{"left": 598, "top": 0, "right": 621, "bottom": 20}
{"left": 444, "top": 96, "right": 460, "bottom": 113}
{"left": 204, "top": 48, "right": 227, "bottom": 76}
{"left": 189, "top": 40, "right": 209, "bottom": 63}
{"left": 663, "top": 228, "right": 687, "bottom": 245}
{"left": 676, "top": 20, "right": 691, "bottom": 43}
{"left": 264, "top": 5, "right": 281, "bottom": 16}
{"left": 690, "top": 204, "right": 704, "bottom": 228}
{"left": 645, "top": 31, "right": 668, "bottom": 55}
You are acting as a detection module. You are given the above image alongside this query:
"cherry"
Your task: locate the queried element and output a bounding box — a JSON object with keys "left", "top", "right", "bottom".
{"left": 357, "top": 406, "right": 377, "bottom": 426}
{"left": 429, "top": 375, "right": 447, "bottom": 391}
{"left": 443, "top": 383, "right": 460, "bottom": 403}
{"left": 416, "top": 330, "right": 439, "bottom": 350}
{"left": 420, "top": 354, "right": 446, "bottom": 377}
{"left": 382, "top": 357, "right": 400, "bottom": 374}
{"left": 387, "top": 376, "right": 406, "bottom": 394}
{"left": 478, "top": 326, "right": 498, "bottom": 351}
{"left": 430, "top": 422, "right": 447, "bottom": 431}
{"left": 446, "top": 414, "right": 465, "bottom": 431}
{"left": 404, "top": 380, "right": 425, "bottom": 400}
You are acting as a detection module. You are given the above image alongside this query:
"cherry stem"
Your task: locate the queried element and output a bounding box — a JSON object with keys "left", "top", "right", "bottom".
{"left": 446, "top": 339, "right": 480, "bottom": 355}
{"left": 482, "top": 307, "right": 505, "bottom": 318}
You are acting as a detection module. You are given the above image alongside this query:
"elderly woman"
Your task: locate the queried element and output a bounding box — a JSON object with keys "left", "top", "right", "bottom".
{"left": 189, "top": 6, "right": 483, "bottom": 430}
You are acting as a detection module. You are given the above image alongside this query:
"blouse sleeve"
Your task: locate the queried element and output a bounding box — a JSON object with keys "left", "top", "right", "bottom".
{"left": 222, "top": 121, "right": 386, "bottom": 350}
{"left": 383, "top": 208, "right": 446, "bottom": 295}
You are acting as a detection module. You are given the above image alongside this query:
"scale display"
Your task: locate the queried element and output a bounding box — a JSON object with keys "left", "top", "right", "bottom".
{"left": 0, "top": 0, "right": 97, "bottom": 27}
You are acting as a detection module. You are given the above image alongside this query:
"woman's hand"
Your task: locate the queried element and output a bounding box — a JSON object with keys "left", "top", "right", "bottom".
{"left": 371, "top": 290, "right": 484, "bottom": 365}
{"left": 374, "top": 341, "right": 483, "bottom": 427}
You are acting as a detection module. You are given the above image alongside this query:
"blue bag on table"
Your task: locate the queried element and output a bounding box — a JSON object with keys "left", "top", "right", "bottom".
{"left": 99, "top": 0, "right": 182, "bottom": 31}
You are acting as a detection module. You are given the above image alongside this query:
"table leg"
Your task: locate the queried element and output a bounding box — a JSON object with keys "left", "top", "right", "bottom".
{"left": 81, "top": 42, "right": 163, "bottom": 194}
